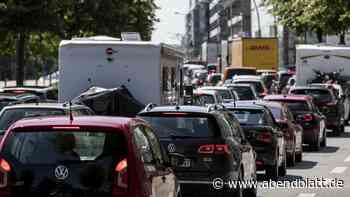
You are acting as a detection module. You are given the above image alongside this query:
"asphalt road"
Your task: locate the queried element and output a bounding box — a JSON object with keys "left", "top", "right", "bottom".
{"left": 258, "top": 128, "right": 350, "bottom": 197}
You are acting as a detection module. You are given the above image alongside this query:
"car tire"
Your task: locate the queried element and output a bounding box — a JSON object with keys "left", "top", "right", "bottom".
{"left": 279, "top": 151, "right": 287, "bottom": 177}
{"left": 266, "top": 151, "right": 279, "bottom": 180}
{"left": 296, "top": 151, "right": 303, "bottom": 162}
{"left": 320, "top": 130, "right": 327, "bottom": 147}
{"left": 287, "top": 150, "right": 296, "bottom": 167}
{"left": 333, "top": 127, "right": 341, "bottom": 136}
{"left": 231, "top": 171, "right": 243, "bottom": 197}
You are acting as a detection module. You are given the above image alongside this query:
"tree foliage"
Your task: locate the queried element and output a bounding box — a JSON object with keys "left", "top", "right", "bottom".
{"left": 263, "top": 0, "right": 350, "bottom": 42}
{"left": 0, "top": 0, "right": 158, "bottom": 80}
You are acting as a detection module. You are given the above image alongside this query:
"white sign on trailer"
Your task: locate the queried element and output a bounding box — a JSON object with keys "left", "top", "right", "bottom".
{"left": 296, "top": 45, "right": 350, "bottom": 86}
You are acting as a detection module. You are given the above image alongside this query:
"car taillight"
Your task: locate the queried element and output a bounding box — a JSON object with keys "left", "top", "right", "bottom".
{"left": 0, "top": 158, "right": 10, "bottom": 188}
{"left": 303, "top": 114, "right": 313, "bottom": 122}
{"left": 198, "top": 144, "right": 230, "bottom": 154}
{"left": 257, "top": 132, "right": 272, "bottom": 143}
{"left": 113, "top": 159, "right": 128, "bottom": 194}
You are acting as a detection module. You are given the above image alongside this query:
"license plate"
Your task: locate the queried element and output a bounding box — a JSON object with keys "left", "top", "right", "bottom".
{"left": 179, "top": 159, "right": 191, "bottom": 168}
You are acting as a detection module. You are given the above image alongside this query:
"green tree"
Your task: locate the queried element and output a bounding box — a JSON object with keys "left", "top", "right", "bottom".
{"left": 0, "top": 0, "right": 158, "bottom": 83}
{"left": 263, "top": 0, "right": 350, "bottom": 44}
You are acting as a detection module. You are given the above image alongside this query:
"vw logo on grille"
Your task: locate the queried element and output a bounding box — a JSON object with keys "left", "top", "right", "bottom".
{"left": 54, "top": 165, "right": 69, "bottom": 180}
{"left": 168, "top": 143, "right": 176, "bottom": 153}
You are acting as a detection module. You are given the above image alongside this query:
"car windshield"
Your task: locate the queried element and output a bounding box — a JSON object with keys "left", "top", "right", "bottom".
{"left": 0, "top": 108, "right": 65, "bottom": 134}
{"left": 141, "top": 116, "right": 218, "bottom": 138}
{"left": 193, "top": 94, "right": 215, "bottom": 105}
{"left": 291, "top": 89, "right": 333, "bottom": 103}
{"left": 235, "top": 81, "right": 264, "bottom": 93}
{"left": 230, "top": 109, "right": 266, "bottom": 125}
{"left": 3, "top": 131, "right": 127, "bottom": 164}
{"left": 231, "top": 86, "right": 256, "bottom": 100}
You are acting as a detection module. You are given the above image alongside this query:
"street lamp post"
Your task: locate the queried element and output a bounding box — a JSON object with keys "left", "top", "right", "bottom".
{"left": 252, "top": 0, "right": 262, "bottom": 37}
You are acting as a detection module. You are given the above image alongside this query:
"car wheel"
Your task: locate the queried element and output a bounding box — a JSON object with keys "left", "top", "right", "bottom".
{"left": 287, "top": 150, "right": 296, "bottom": 167}
{"left": 266, "top": 151, "right": 279, "bottom": 180}
{"left": 333, "top": 127, "right": 341, "bottom": 136}
{"left": 296, "top": 151, "right": 303, "bottom": 162}
{"left": 279, "top": 151, "right": 287, "bottom": 177}
{"left": 231, "top": 170, "right": 243, "bottom": 197}
{"left": 320, "top": 130, "right": 327, "bottom": 147}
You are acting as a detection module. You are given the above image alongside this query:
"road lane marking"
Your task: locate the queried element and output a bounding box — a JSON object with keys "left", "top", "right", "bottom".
{"left": 344, "top": 155, "right": 350, "bottom": 162}
{"left": 330, "top": 167, "right": 348, "bottom": 174}
{"left": 297, "top": 193, "right": 316, "bottom": 197}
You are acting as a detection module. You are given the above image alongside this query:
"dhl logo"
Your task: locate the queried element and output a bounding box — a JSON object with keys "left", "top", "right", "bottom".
{"left": 249, "top": 45, "right": 271, "bottom": 50}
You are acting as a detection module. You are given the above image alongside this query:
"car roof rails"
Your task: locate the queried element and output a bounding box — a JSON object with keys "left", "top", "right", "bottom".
{"left": 145, "top": 103, "right": 157, "bottom": 111}
{"left": 207, "top": 104, "right": 226, "bottom": 112}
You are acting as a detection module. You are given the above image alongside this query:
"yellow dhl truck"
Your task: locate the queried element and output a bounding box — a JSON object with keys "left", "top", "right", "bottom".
{"left": 230, "top": 37, "right": 279, "bottom": 71}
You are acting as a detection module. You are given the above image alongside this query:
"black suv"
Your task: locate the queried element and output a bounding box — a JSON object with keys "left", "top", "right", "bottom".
{"left": 290, "top": 86, "right": 344, "bottom": 135}
{"left": 138, "top": 104, "right": 257, "bottom": 197}
{"left": 223, "top": 101, "right": 287, "bottom": 180}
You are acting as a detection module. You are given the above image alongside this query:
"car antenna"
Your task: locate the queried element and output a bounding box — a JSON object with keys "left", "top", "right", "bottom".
{"left": 69, "top": 101, "right": 74, "bottom": 122}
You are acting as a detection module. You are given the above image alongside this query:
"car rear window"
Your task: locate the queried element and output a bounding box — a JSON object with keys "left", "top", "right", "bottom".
{"left": 3, "top": 131, "right": 127, "bottom": 164}
{"left": 270, "top": 100, "right": 310, "bottom": 112}
{"left": 141, "top": 115, "right": 218, "bottom": 138}
{"left": 217, "top": 90, "right": 232, "bottom": 99}
{"left": 193, "top": 94, "right": 215, "bottom": 105}
{"left": 232, "top": 86, "right": 256, "bottom": 100}
{"left": 290, "top": 89, "right": 333, "bottom": 103}
{"left": 230, "top": 109, "right": 266, "bottom": 125}
{"left": 0, "top": 108, "right": 65, "bottom": 133}
{"left": 235, "top": 81, "right": 264, "bottom": 93}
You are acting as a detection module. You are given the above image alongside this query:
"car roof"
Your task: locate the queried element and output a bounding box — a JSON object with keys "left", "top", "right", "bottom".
{"left": 226, "top": 67, "right": 256, "bottom": 70}
{"left": 139, "top": 105, "right": 211, "bottom": 114}
{"left": 290, "top": 86, "right": 330, "bottom": 91}
{"left": 225, "top": 83, "right": 252, "bottom": 87}
{"left": 1, "top": 103, "right": 88, "bottom": 111}
{"left": 233, "top": 75, "right": 261, "bottom": 81}
{"left": 194, "top": 89, "right": 218, "bottom": 96}
{"left": 223, "top": 100, "right": 266, "bottom": 110}
{"left": 199, "top": 86, "right": 230, "bottom": 91}
{"left": 8, "top": 116, "right": 138, "bottom": 132}
{"left": 2, "top": 86, "right": 54, "bottom": 92}
{"left": 264, "top": 94, "right": 312, "bottom": 101}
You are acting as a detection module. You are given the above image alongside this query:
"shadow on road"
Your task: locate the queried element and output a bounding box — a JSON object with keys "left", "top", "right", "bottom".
{"left": 302, "top": 145, "right": 339, "bottom": 153}
{"left": 291, "top": 160, "right": 318, "bottom": 170}
{"left": 328, "top": 131, "right": 350, "bottom": 138}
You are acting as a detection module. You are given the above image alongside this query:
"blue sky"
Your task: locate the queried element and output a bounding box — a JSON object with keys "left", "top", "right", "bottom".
{"left": 152, "top": 0, "right": 189, "bottom": 44}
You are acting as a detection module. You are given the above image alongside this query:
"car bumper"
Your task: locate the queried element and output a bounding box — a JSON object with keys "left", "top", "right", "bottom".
{"left": 179, "top": 172, "right": 240, "bottom": 195}
{"left": 255, "top": 151, "right": 278, "bottom": 170}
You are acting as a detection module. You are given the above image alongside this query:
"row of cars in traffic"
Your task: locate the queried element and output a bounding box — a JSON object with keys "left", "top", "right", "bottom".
{"left": 0, "top": 69, "right": 348, "bottom": 197}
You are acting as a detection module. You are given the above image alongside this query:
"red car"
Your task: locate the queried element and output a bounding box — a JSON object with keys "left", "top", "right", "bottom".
{"left": 0, "top": 116, "right": 181, "bottom": 197}
{"left": 258, "top": 101, "right": 303, "bottom": 166}
{"left": 264, "top": 95, "right": 327, "bottom": 151}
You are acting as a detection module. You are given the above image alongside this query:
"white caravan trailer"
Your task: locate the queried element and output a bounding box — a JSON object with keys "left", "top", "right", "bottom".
{"left": 59, "top": 36, "right": 184, "bottom": 105}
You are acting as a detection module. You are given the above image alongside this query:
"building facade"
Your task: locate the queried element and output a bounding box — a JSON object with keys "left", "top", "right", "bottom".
{"left": 186, "top": 0, "right": 210, "bottom": 59}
